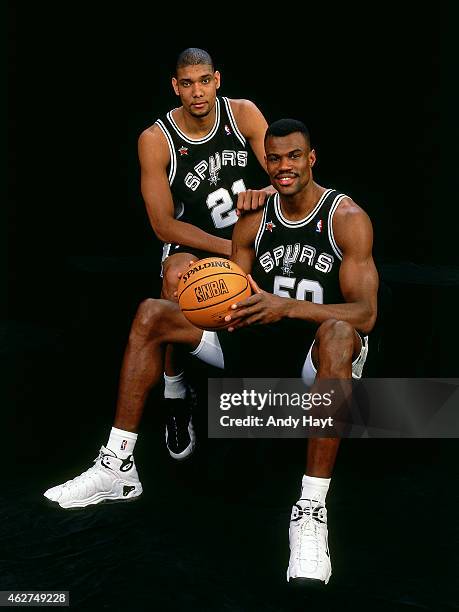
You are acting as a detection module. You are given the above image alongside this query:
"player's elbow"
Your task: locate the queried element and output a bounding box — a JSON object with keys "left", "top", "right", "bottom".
{"left": 150, "top": 219, "right": 173, "bottom": 243}
{"left": 153, "top": 225, "right": 167, "bottom": 242}
{"left": 359, "top": 304, "right": 377, "bottom": 335}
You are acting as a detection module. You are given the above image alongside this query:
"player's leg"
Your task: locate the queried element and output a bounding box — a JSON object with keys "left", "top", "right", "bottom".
{"left": 288, "top": 319, "right": 364, "bottom": 585}
{"left": 43, "top": 299, "right": 203, "bottom": 509}
{"left": 305, "top": 318, "right": 361, "bottom": 476}
{"left": 161, "top": 252, "right": 198, "bottom": 383}
{"left": 161, "top": 252, "right": 199, "bottom": 459}
{"left": 114, "top": 298, "right": 202, "bottom": 431}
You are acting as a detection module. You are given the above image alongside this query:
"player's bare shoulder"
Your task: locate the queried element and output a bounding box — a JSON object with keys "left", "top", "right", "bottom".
{"left": 228, "top": 98, "right": 261, "bottom": 116}
{"left": 228, "top": 98, "right": 267, "bottom": 137}
{"left": 333, "top": 196, "right": 374, "bottom": 252}
{"left": 138, "top": 123, "right": 170, "bottom": 167}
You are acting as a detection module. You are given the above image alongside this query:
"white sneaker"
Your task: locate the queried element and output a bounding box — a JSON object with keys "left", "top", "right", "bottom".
{"left": 43, "top": 446, "right": 143, "bottom": 509}
{"left": 287, "top": 498, "right": 332, "bottom": 585}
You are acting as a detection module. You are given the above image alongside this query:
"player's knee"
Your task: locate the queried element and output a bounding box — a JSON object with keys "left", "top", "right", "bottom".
{"left": 131, "top": 299, "right": 165, "bottom": 339}
{"left": 315, "top": 320, "right": 355, "bottom": 377}
{"left": 317, "top": 319, "right": 354, "bottom": 349}
{"left": 161, "top": 263, "right": 181, "bottom": 300}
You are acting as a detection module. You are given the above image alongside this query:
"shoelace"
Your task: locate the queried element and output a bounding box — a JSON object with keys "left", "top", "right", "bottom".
{"left": 168, "top": 416, "right": 179, "bottom": 447}
{"left": 167, "top": 411, "right": 191, "bottom": 449}
{"left": 293, "top": 500, "right": 326, "bottom": 564}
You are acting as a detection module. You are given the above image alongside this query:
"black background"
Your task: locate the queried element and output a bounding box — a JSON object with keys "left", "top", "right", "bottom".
{"left": 4, "top": 4, "right": 459, "bottom": 611}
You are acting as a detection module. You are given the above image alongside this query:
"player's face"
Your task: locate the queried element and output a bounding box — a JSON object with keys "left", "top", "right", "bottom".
{"left": 172, "top": 64, "right": 220, "bottom": 118}
{"left": 265, "top": 133, "right": 316, "bottom": 196}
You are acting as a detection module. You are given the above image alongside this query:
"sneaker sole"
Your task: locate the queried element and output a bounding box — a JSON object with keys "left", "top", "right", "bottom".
{"left": 44, "top": 482, "right": 143, "bottom": 509}
{"left": 286, "top": 568, "right": 331, "bottom": 586}
{"left": 166, "top": 423, "right": 196, "bottom": 461}
{"left": 167, "top": 439, "right": 196, "bottom": 460}
{"left": 287, "top": 576, "right": 329, "bottom": 588}
{"left": 44, "top": 492, "right": 142, "bottom": 510}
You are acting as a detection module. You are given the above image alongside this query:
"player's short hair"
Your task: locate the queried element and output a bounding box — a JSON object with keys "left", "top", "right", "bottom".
{"left": 175, "top": 48, "right": 214, "bottom": 74}
{"left": 265, "top": 119, "right": 311, "bottom": 148}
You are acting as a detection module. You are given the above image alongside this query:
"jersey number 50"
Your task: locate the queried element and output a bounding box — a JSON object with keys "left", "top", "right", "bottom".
{"left": 273, "top": 275, "right": 324, "bottom": 304}
{"left": 206, "top": 179, "right": 246, "bottom": 229}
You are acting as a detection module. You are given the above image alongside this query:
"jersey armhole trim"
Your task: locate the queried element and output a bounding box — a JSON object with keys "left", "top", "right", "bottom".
{"left": 223, "top": 97, "right": 247, "bottom": 148}
{"left": 328, "top": 193, "right": 347, "bottom": 260}
{"left": 155, "top": 120, "right": 177, "bottom": 184}
{"left": 254, "top": 196, "right": 270, "bottom": 255}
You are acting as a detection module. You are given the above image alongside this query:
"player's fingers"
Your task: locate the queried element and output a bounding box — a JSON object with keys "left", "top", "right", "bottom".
{"left": 230, "top": 298, "right": 253, "bottom": 314}
{"left": 236, "top": 191, "right": 247, "bottom": 211}
{"left": 225, "top": 309, "right": 243, "bottom": 322}
{"left": 228, "top": 313, "right": 260, "bottom": 331}
{"left": 242, "top": 190, "right": 253, "bottom": 212}
{"left": 230, "top": 294, "right": 260, "bottom": 310}
{"left": 227, "top": 318, "right": 245, "bottom": 331}
{"left": 234, "top": 286, "right": 263, "bottom": 310}
{"left": 252, "top": 191, "right": 266, "bottom": 210}
{"left": 225, "top": 303, "right": 259, "bottom": 322}
{"left": 247, "top": 274, "right": 263, "bottom": 294}
{"left": 178, "top": 260, "right": 196, "bottom": 277}
{"left": 243, "top": 313, "right": 262, "bottom": 326}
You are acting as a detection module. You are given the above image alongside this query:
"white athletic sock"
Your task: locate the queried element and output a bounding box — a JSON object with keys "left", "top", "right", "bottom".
{"left": 301, "top": 474, "right": 331, "bottom": 505}
{"left": 164, "top": 371, "right": 187, "bottom": 400}
{"left": 106, "top": 427, "right": 138, "bottom": 459}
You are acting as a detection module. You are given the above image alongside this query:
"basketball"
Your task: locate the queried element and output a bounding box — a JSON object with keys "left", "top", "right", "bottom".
{"left": 177, "top": 257, "right": 252, "bottom": 330}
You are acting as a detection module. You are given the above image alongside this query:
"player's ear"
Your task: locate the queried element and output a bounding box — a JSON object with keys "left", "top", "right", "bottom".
{"left": 172, "top": 77, "right": 180, "bottom": 96}
{"left": 309, "top": 149, "right": 316, "bottom": 167}
{"left": 214, "top": 70, "right": 221, "bottom": 90}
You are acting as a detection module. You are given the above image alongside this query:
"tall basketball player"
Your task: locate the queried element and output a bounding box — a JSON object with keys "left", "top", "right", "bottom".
{"left": 44, "top": 119, "right": 378, "bottom": 586}
{"left": 139, "top": 48, "right": 274, "bottom": 460}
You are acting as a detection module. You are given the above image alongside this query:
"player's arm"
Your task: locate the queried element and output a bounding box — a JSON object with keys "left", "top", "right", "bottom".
{"left": 286, "top": 201, "right": 378, "bottom": 333}
{"left": 139, "top": 125, "right": 232, "bottom": 257}
{"left": 226, "top": 200, "right": 378, "bottom": 335}
{"left": 230, "top": 99, "right": 277, "bottom": 215}
{"left": 229, "top": 208, "right": 264, "bottom": 274}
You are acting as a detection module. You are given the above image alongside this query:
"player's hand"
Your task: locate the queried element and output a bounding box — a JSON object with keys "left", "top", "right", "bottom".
{"left": 236, "top": 190, "right": 268, "bottom": 216}
{"left": 172, "top": 260, "right": 196, "bottom": 298}
{"left": 224, "top": 275, "right": 289, "bottom": 330}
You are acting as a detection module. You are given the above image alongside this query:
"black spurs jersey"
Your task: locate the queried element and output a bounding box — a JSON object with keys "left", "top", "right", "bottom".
{"left": 155, "top": 97, "right": 251, "bottom": 240}
{"left": 252, "top": 189, "right": 349, "bottom": 305}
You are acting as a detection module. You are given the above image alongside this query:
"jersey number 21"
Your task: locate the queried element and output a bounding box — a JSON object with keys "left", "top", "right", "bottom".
{"left": 206, "top": 179, "right": 246, "bottom": 229}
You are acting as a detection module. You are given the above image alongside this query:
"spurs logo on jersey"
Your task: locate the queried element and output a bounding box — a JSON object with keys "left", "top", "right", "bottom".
{"left": 184, "top": 150, "right": 248, "bottom": 192}
{"left": 252, "top": 190, "right": 348, "bottom": 305}
{"left": 259, "top": 245, "right": 334, "bottom": 275}
{"left": 155, "top": 97, "right": 252, "bottom": 238}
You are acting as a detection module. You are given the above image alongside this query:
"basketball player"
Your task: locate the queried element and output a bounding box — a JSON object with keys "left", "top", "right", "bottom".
{"left": 44, "top": 119, "right": 378, "bottom": 586}
{"left": 139, "top": 47, "right": 274, "bottom": 459}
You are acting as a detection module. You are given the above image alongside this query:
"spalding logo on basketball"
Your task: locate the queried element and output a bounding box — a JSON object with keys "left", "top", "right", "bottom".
{"left": 177, "top": 257, "right": 251, "bottom": 330}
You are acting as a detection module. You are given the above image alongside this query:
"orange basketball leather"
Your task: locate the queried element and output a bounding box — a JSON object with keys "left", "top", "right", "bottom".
{"left": 178, "top": 257, "right": 252, "bottom": 330}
